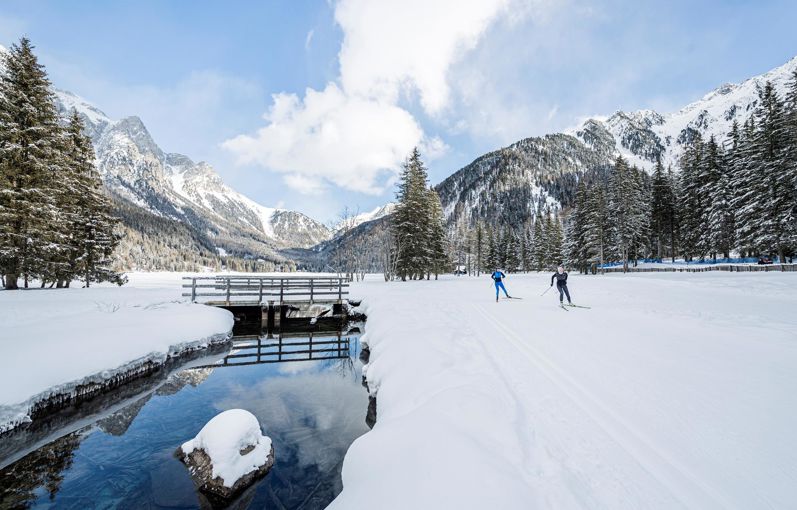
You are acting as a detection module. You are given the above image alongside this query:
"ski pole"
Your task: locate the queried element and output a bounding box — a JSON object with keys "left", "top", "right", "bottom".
{"left": 541, "top": 286, "right": 552, "bottom": 297}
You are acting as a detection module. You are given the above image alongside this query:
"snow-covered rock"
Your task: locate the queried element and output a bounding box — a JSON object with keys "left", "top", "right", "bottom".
{"left": 177, "top": 409, "right": 275, "bottom": 499}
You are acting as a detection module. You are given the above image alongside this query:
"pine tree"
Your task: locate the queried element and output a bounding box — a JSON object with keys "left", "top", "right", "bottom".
{"left": 650, "top": 159, "right": 675, "bottom": 260}
{"left": 698, "top": 135, "right": 723, "bottom": 259}
{"left": 585, "top": 184, "right": 610, "bottom": 271}
{"left": 0, "top": 38, "right": 67, "bottom": 289}
{"left": 522, "top": 226, "right": 534, "bottom": 272}
{"left": 748, "top": 82, "right": 790, "bottom": 260}
{"left": 677, "top": 136, "right": 704, "bottom": 260}
{"left": 608, "top": 156, "right": 648, "bottom": 270}
{"left": 426, "top": 186, "right": 449, "bottom": 279}
{"left": 566, "top": 181, "right": 590, "bottom": 272}
{"left": 784, "top": 70, "right": 797, "bottom": 255}
{"left": 62, "top": 110, "right": 123, "bottom": 286}
{"left": 393, "top": 148, "right": 433, "bottom": 280}
{"left": 532, "top": 214, "right": 545, "bottom": 271}
{"left": 545, "top": 213, "right": 564, "bottom": 268}
{"left": 731, "top": 117, "right": 761, "bottom": 255}
{"left": 707, "top": 129, "right": 736, "bottom": 260}
{"left": 475, "top": 222, "right": 485, "bottom": 275}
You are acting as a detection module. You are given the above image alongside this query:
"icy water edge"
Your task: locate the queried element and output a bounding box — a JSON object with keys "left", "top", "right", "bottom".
{"left": 0, "top": 324, "right": 369, "bottom": 509}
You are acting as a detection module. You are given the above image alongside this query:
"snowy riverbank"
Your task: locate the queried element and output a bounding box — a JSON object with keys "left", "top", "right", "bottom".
{"left": 0, "top": 273, "right": 234, "bottom": 433}
{"left": 332, "top": 272, "right": 797, "bottom": 509}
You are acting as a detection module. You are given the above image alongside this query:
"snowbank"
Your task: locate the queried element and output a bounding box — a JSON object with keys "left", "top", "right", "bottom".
{"left": 331, "top": 272, "right": 797, "bottom": 509}
{"left": 180, "top": 409, "right": 273, "bottom": 489}
{"left": 0, "top": 273, "right": 234, "bottom": 433}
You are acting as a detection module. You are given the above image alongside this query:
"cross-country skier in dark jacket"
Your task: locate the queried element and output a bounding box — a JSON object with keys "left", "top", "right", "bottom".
{"left": 492, "top": 269, "right": 511, "bottom": 302}
{"left": 551, "top": 266, "right": 572, "bottom": 305}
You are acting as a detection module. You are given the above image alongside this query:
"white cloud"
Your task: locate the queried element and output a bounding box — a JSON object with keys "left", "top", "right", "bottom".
{"left": 335, "top": 0, "right": 513, "bottom": 115}
{"left": 223, "top": 83, "right": 423, "bottom": 195}
{"left": 223, "top": 0, "right": 517, "bottom": 195}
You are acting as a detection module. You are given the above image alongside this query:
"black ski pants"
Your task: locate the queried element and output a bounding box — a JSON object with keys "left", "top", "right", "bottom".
{"left": 557, "top": 283, "right": 571, "bottom": 303}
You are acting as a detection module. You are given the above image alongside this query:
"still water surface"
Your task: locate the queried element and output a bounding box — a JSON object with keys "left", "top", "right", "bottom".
{"left": 0, "top": 324, "right": 368, "bottom": 509}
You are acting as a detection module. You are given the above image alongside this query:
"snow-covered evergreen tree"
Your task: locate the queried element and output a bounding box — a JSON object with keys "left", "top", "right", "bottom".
{"left": 608, "top": 156, "right": 648, "bottom": 270}
{"left": 650, "top": 159, "right": 676, "bottom": 261}
{"left": 0, "top": 38, "right": 68, "bottom": 289}
{"left": 566, "top": 181, "right": 590, "bottom": 272}
{"left": 706, "top": 130, "right": 736, "bottom": 260}
{"left": 585, "top": 184, "right": 610, "bottom": 271}
{"left": 62, "top": 110, "right": 123, "bottom": 286}
{"left": 426, "top": 186, "right": 449, "bottom": 278}
{"left": 393, "top": 148, "right": 433, "bottom": 280}
{"left": 677, "top": 136, "right": 704, "bottom": 260}
{"left": 753, "top": 82, "right": 793, "bottom": 261}
{"left": 531, "top": 214, "right": 545, "bottom": 271}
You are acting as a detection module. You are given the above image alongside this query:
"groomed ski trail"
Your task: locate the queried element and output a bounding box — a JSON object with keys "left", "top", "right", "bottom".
{"left": 472, "top": 302, "right": 734, "bottom": 509}
{"left": 332, "top": 273, "right": 797, "bottom": 510}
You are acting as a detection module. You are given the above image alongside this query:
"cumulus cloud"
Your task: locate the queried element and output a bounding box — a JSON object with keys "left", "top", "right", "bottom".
{"left": 335, "top": 0, "right": 513, "bottom": 115}
{"left": 223, "top": 0, "right": 518, "bottom": 195}
{"left": 223, "top": 83, "right": 423, "bottom": 194}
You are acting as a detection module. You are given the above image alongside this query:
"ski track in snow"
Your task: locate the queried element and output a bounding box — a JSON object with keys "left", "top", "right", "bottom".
{"left": 472, "top": 303, "right": 732, "bottom": 509}
{"left": 333, "top": 272, "right": 797, "bottom": 510}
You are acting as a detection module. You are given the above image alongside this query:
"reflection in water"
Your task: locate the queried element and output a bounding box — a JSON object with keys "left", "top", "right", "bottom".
{"left": 0, "top": 324, "right": 368, "bottom": 509}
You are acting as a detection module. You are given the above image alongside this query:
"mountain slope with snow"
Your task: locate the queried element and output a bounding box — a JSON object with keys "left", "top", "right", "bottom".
{"left": 436, "top": 55, "right": 797, "bottom": 229}
{"left": 572, "top": 56, "right": 797, "bottom": 170}
{"left": 52, "top": 90, "right": 332, "bottom": 257}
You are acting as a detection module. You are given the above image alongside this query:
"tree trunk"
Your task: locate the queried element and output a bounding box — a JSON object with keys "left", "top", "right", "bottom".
{"left": 56, "top": 280, "right": 64, "bottom": 288}
{"left": 5, "top": 274, "right": 19, "bottom": 290}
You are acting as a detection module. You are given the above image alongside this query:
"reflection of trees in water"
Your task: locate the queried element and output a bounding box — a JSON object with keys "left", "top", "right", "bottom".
{"left": 334, "top": 355, "right": 356, "bottom": 381}
{"left": 0, "top": 429, "right": 85, "bottom": 508}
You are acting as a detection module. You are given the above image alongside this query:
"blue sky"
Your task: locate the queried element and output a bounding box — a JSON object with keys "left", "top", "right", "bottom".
{"left": 2, "top": 0, "right": 796, "bottom": 221}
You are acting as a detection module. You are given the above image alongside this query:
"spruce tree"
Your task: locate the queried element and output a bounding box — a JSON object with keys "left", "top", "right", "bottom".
{"left": 0, "top": 38, "right": 67, "bottom": 289}
{"left": 650, "top": 159, "right": 675, "bottom": 260}
{"left": 608, "top": 156, "right": 648, "bottom": 270}
{"left": 532, "top": 214, "right": 545, "bottom": 271}
{"left": 585, "top": 184, "right": 610, "bottom": 271}
{"left": 63, "top": 110, "right": 123, "bottom": 286}
{"left": 677, "top": 136, "right": 704, "bottom": 260}
{"left": 393, "top": 148, "right": 433, "bottom": 280}
{"left": 567, "top": 181, "right": 590, "bottom": 272}
{"left": 754, "top": 81, "right": 792, "bottom": 262}
{"left": 426, "top": 186, "right": 448, "bottom": 278}
{"left": 707, "top": 129, "right": 736, "bottom": 260}
{"left": 784, "top": 70, "right": 797, "bottom": 255}
{"left": 731, "top": 117, "right": 761, "bottom": 255}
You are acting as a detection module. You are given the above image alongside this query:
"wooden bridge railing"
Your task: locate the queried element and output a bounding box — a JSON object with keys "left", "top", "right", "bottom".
{"left": 182, "top": 275, "right": 350, "bottom": 304}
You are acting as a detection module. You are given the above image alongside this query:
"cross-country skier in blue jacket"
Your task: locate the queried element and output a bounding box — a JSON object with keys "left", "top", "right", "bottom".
{"left": 491, "top": 269, "right": 511, "bottom": 302}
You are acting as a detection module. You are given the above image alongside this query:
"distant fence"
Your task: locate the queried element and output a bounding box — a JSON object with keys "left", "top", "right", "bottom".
{"left": 183, "top": 275, "right": 350, "bottom": 304}
{"left": 602, "top": 264, "right": 797, "bottom": 274}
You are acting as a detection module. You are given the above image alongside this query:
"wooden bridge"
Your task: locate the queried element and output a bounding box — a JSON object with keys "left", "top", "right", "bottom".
{"left": 182, "top": 275, "right": 350, "bottom": 305}
{"left": 183, "top": 275, "right": 353, "bottom": 331}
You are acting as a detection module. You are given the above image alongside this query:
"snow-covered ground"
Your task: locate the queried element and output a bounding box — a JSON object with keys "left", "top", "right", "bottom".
{"left": 0, "top": 272, "right": 234, "bottom": 433}
{"left": 333, "top": 272, "right": 797, "bottom": 509}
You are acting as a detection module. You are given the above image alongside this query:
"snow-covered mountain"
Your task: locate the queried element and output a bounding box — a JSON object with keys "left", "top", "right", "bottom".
{"left": 335, "top": 203, "right": 396, "bottom": 233}
{"left": 572, "top": 56, "right": 797, "bottom": 171}
{"left": 53, "top": 90, "right": 332, "bottom": 254}
{"left": 436, "top": 55, "right": 797, "bottom": 229}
